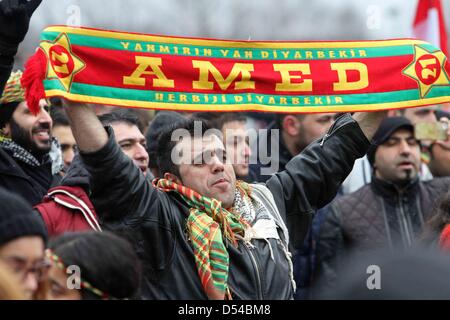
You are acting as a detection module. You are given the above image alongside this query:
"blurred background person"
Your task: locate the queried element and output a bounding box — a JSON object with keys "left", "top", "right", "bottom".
{"left": 427, "top": 110, "right": 450, "bottom": 178}
{"left": 195, "top": 112, "right": 253, "bottom": 182}
{"left": 50, "top": 102, "right": 77, "bottom": 175}
{"left": 0, "top": 262, "right": 26, "bottom": 299}
{"left": 314, "top": 117, "right": 450, "bottom": 295}
{"left": 34, "top": 108, "right": 150, "bottom": 238}
{"left": 319, "top": 247, "right": 450, "bottom": 300}
{"left": 249, "top": 113, "right": 336, "bottom": 182}
{"left": 45, "top": 231, "right": 141, "bottom": 300}
{"left": 421, "top": 190, "right": 450, "bottom": 251}
{"left": 0, "top": 188, "right": 48, "bottom": 300}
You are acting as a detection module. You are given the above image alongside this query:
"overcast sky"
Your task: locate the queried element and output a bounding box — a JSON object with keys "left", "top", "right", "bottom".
{"left": 15, "top": 0, "right": 450, "bottom": 66}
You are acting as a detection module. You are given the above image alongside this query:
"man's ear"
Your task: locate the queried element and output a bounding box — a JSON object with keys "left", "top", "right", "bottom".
{"left": 1, "top": 123, "right": 11, "bottom": 137}
{"left": 282, "top": 115, "right": 301, "bottom": 136}
{"left": 164, "top": 172, "right": 182, "bottom": 184}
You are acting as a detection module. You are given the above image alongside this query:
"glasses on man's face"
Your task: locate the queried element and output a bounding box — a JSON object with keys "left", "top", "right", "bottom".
{"left": 1, "top": 256, "right": 51, "bottom": 283}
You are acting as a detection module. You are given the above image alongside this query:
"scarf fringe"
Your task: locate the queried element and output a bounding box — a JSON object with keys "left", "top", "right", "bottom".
{"left": 21, "top": 49, "right": 47, "bottom": 115}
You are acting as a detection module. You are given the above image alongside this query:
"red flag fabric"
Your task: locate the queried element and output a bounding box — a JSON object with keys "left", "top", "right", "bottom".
{"left": 413, "top": 0, "right": 449, "bottom": 57}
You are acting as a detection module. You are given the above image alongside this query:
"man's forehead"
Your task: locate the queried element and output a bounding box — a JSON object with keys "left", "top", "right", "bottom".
{"left": 222, "top": 120, "right": 247, "bottom": 131}
{"left": 175, "top": 133, "right": 224, "bottom": 153}
{"left": 223, "top": 126, "right": 248, "bottom": 138}
{"left": 111, "top": 122, "right": 144, "bottom": 140}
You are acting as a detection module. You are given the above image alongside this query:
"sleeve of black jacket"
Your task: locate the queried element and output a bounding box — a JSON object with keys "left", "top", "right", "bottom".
{"left": 265, "top": 113, "right": 370, "bottom": 248}
{"left": 0, "top": 55, "right": 13, "bottom": 94}
{"left": 80, "top": 126, "right": 174, "bottom": 272}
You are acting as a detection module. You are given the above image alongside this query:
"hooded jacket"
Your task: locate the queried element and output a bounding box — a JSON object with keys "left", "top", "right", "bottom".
{"left": 34, "top": 155, "right": 100, "bottom": 237}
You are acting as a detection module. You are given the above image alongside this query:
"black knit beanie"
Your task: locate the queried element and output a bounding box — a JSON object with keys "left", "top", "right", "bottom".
{"left": 0, "top": 188, "right": 48, "bottom": 247}
{"left": 367, "top": 116, "right": 414, "bottom": 166}
{"left": 0, "top": 101, "right": 19, "bottom": 128}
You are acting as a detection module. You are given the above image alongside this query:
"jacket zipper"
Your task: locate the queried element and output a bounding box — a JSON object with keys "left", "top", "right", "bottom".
{"left": 320, "top": 116, "right": 351, "bottom": 146}
{"left": 240, "top": 240, "right": 264, "bottom": 300}
{"left": 397, "top": 194, "right": 412, "bottom": 247}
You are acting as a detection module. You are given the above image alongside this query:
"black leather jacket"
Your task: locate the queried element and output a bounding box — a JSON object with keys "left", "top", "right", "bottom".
{"left": 315, "top": 175, "right": 450, "bottom": 293}
{"left": 80, "top": 113, "right": 370, "bottom": 300}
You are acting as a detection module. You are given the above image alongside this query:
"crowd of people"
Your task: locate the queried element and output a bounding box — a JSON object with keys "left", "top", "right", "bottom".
{"left": 1, "top": 0, "right": 450, "bottom": 300}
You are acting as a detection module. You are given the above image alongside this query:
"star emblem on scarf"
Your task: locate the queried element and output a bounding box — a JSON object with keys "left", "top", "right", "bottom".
{"left": 40, "top": 33, "right": 85, "bottom": 92}
{"left": 403, "top": 45, "right": 450, "bottom": 99}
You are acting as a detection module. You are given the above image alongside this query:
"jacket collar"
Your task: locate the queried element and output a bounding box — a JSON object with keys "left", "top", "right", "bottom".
{"left": 371, "top": 175, "right": 420, "bottom": 199}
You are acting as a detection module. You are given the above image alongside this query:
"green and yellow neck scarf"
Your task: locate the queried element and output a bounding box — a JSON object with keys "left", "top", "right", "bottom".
{"left": 152, "top": 178, "right": 250, "bottom": 300}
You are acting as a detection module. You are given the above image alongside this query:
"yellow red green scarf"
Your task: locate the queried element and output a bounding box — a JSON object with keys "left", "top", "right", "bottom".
{"left": 21, "top": 25, "right": 450, "bottom": 115}
{"left": 152, "top": 178, "right": 250, "bottom": 300}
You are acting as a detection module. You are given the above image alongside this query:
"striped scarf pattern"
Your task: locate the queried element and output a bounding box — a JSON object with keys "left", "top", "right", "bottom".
{"left": 152, "top": 178, "right": 250, "bottom": 300}
{"left": 0, "top": 70, "right": 24, "bottom": 104}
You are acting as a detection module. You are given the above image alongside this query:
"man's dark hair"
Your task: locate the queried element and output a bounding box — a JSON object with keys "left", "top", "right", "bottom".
{"left": 49, "top": 231, "right": 141, "bottom": 300}
{"left": 194, "top": 112, "right": 246, "bottom": 131}
{"left": 146, "top": 111, "right": 185, "bottom": 176}
{"left": 0, "top": 102, "right": 19, "bottom": 129}
{"left": 275, "top": 114, "right": 305, "bottom": 129}
{"left": 50, "top": 106, "right": 70, "bottom": 127}
{"left": 156, "top": 118, "right": 217, "bottom": 179}
{"left": 275, "top": 113, "right": 343, "bottom": 130}
{"left": 98, "top": 109, "right": 143, "bottom": 132}
{"left": 215, "top": 113, "right": 247, "bottom": 130}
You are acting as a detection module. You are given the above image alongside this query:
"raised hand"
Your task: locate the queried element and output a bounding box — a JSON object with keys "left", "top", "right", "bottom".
{"left": 0, "top": 0, "right": 43, "bottom": 56}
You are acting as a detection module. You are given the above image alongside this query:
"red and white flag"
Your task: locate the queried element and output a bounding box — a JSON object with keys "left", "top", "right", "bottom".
{"left": 413, "top": 0, "right": 448, "bottom": 57}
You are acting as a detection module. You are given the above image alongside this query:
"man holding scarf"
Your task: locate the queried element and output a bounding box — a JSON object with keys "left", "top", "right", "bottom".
{"left": 62, "top": 98, "right": 385, "bottom": 299}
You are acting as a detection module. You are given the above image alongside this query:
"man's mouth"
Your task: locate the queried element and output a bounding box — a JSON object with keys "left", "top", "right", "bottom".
{"left": 397, "top": 161, "right": 415, "bottom": 169}
{"left": 32, "top": 129, "right": 50, "bottom": 141}
{"left": 135, "top": 162, "right": 148, "bottom": 175}
{"left": 212, "top": 178, "right": 229, "bottom": 187}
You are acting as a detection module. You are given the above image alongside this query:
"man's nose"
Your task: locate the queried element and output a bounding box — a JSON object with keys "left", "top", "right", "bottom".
{"left": 134, "top": 143, "right": 149, "bottom": 161}
{"left": 22, "top": 271, "right": 38, "bottom": 297}
{"left": 399, "top": 140, "right": 412, "bottom": 155}
{"left": 37, "top": 106, "right": 52, "bottom": 126}
{"left": 65, "top": 147, "right": 75, "bottom": 167}
{"left": 210, "top": 155, "right": 225, "bottom": 173}
{"left": 243, "top": 142, "right": 252, "bottom": 158}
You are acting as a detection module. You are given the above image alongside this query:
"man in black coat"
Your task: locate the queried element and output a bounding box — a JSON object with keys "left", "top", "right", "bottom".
{"left": 62, "top": 98, "right": 385, "bottom": 299}
{"left": 315, "top": 117, "right": 450, "bottom": 294}
{"left": 0, "top": 70, "right": 62, "bottom": 205}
